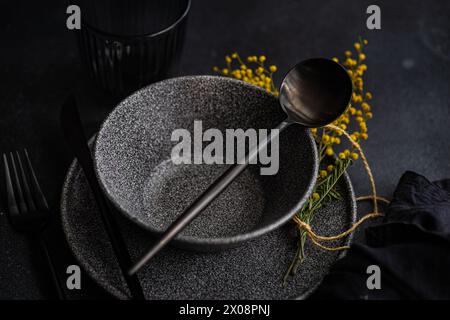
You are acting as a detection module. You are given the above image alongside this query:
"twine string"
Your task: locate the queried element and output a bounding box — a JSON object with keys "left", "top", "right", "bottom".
{"left": 356, "top": 195, "right": 390, "bottom": 204}
{"left": 293, "top": 124, "right": 390, "bottom": 251}
{"left": 326, "top": 124, "right": 378, "bottom": 213}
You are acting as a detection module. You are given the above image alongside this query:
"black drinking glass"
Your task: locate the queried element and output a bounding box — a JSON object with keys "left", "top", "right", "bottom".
{"left": 75, "top": 0, "right": 191, "bottom": 97}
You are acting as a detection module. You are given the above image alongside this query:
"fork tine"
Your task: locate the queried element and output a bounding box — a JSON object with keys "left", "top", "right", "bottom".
{"left": 15, "top": 151, "right": 37, "bottom": 212}
{"left": 23, "top": 149, "right": 49, "bottom": 210}
{"left": 9, "top": 152, "right": 28, "bottom": 214}
{"left": 3, "top": 154, "right": 20, "bottom": 216}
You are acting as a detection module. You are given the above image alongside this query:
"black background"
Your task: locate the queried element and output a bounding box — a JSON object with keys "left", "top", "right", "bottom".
{"left": 0, "top": 0, "right": 449, "bottom": 299}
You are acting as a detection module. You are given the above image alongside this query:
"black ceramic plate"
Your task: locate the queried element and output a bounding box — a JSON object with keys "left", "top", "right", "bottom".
{"left": 61, "top": 158, "right": 356, "bottom": 299}
{"left": 93, "top": 76, "right": 318, "bottom": 250}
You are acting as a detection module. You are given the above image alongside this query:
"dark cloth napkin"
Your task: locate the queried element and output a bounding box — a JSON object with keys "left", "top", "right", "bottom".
{"left": 311, "top": 171, "right": 450, "bottom": 299}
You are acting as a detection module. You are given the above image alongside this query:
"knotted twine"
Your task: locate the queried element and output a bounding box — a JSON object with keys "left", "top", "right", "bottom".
{"left": 292, "top": 124, "right": 390, "bottom": 251}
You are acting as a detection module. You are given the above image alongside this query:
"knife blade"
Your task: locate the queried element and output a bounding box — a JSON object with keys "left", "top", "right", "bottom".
{"left": 60, "top": 95, "right": 144, "bottom": 300}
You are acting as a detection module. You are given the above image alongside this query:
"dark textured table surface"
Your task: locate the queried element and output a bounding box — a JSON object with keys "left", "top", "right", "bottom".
{"left": 0, "top": 0, "right": 449, "bottom": 299}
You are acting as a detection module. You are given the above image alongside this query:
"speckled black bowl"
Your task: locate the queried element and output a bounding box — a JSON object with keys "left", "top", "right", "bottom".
{"left": 94, "top": 76, "right": 318, "bottom": 251}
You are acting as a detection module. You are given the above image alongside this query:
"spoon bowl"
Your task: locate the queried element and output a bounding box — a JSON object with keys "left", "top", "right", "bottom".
{"left": 280, "top": 58, "right": 353, "bottom": 126}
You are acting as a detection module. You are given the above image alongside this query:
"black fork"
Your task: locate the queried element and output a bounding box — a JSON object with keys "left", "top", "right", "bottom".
{"left": 3, "top": 149, "right": 66, "bottom": 299}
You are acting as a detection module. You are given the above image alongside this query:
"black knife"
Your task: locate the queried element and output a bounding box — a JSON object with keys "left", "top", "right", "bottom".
{"left": 60, "top": 95, "right": 144, "bottom": 300}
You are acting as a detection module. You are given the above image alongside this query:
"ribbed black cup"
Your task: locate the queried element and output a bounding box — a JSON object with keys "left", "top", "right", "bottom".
{"left": 75, "top": 0, "right": 190, "bottom": 97}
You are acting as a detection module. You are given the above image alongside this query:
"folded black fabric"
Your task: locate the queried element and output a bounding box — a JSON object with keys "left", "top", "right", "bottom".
{"left": 311, "top": 171, "right": 450, "bottom": 299}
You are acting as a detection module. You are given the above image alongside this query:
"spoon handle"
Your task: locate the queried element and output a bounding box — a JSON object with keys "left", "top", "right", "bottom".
{"left": 129, "top": 119, "right": 292, "bottom": 275}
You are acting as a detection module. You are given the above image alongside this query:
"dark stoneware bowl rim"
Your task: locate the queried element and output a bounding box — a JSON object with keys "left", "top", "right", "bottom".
{"left": 93, "top": 75, "right": 319, "bottom": 249}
